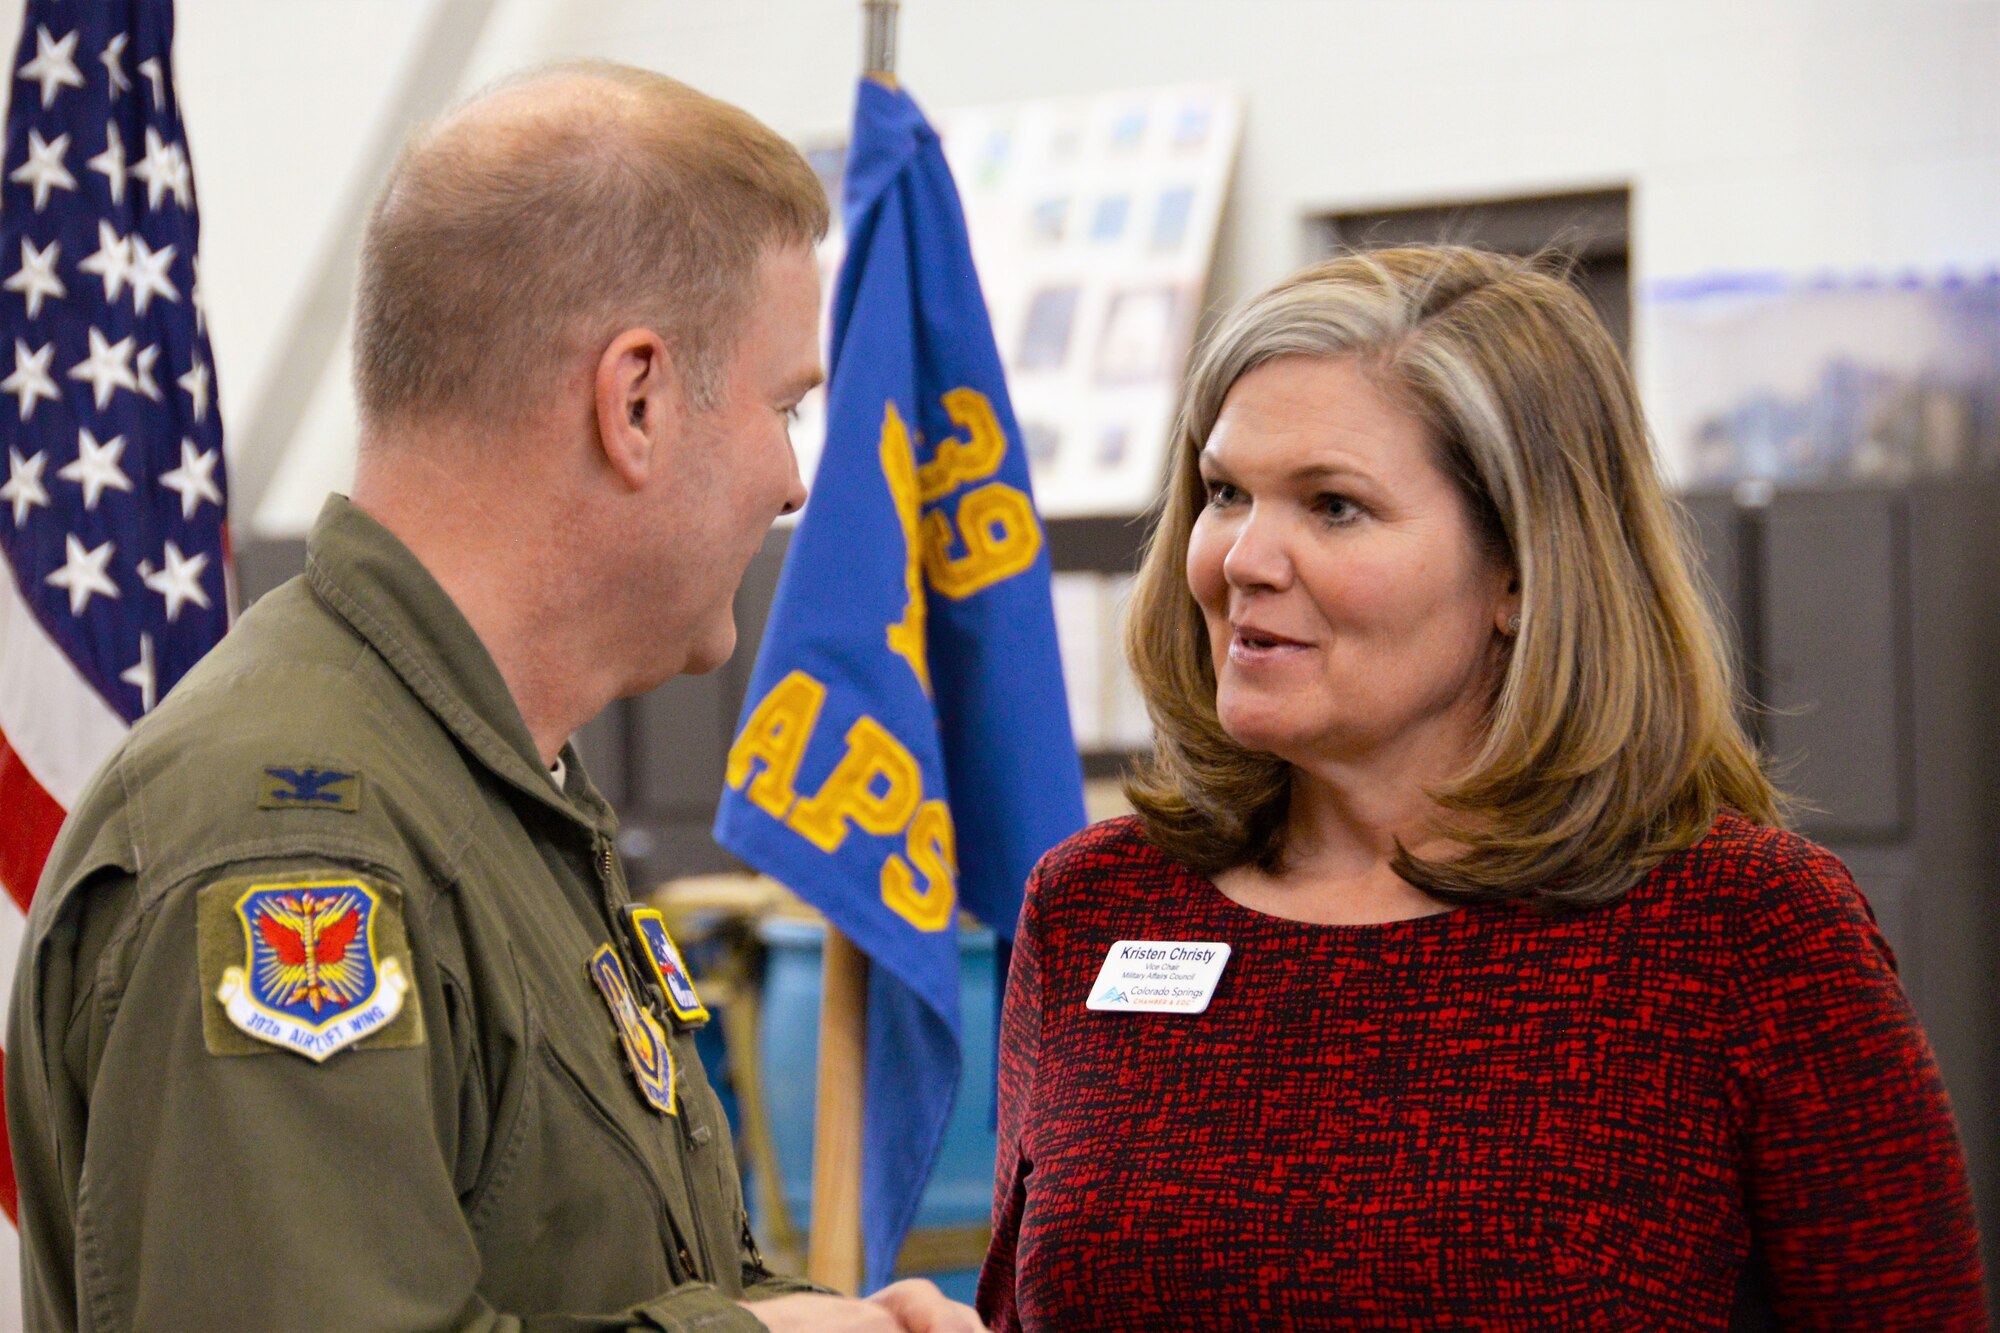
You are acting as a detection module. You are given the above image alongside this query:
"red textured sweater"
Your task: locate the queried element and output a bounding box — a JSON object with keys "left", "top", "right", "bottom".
{"left": 976, "top": 811, "right": 1987, "bottom": 1330}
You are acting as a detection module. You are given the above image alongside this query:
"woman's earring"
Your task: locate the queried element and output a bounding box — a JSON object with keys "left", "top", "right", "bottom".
{"left": 1504, "top": 613, "right": 1522, "bottom": 636}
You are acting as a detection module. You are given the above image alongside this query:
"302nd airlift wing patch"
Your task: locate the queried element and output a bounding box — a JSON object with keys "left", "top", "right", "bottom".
{"left": 197, "top": 872, "right": 425, "bottom": 1061}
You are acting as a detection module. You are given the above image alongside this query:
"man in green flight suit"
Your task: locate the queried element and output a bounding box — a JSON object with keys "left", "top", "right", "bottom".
{"left": 7, "top": 62, "right": 984, "bottom": 1333}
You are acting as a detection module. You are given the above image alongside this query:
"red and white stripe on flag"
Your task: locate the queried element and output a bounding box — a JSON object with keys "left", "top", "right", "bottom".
{"left": 0, "top": 564, "right": 130, "bottom": 1215}
{"left": 0, "top": 557, "right": 134, "bottom": 1327}
{"left": 0, "top": 14, "right": 234, "bottom": 1331}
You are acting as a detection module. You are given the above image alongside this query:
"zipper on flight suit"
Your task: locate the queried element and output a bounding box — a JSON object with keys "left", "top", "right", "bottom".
{"left": 594, "top": 830, "right": 723, "bottom": 1285}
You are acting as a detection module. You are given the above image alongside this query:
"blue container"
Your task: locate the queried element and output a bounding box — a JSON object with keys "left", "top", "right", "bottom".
{"left": 756, "top": 918, "right": 997, "bottom": 1295}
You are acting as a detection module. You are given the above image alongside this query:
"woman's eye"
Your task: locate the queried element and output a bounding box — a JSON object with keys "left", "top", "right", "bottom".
{"left": 783, "top": 404, "right": 803, "bottom": 426}
{"left": 1315, "top": 492, "right": 1361, "bottom": 524}
{"left": 1203, "top": 480, "right": 1240, "bottom": 506}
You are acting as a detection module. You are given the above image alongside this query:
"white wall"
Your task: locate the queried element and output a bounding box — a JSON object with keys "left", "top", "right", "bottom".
{"left": 573, "top": 0, "right": 1999, "bottom": 285}
{"left": 221, "top": 0, "right": 2000, "bottom": 531}
{"left": 589, "top": 2, "right": 2000, "bottom": 318}
{"left": 585, "top": 0, "right": 2000, "bottom": 490}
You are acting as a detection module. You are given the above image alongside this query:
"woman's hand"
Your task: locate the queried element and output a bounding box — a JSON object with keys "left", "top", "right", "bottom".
{"left": 745, "top": 1281, "right": 986, "bottom": 1332}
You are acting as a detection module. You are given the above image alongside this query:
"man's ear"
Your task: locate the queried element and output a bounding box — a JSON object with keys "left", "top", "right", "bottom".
{"left": 594, "top": 328, "right": 679, "bottom": 489}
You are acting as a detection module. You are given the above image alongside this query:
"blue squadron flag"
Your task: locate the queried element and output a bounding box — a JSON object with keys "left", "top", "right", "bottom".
{"left": 714, "top": 77, "right": 1086, "bottom": 1289}
{"left": 0, "top": 0, "right": 227, "bottom": 1222}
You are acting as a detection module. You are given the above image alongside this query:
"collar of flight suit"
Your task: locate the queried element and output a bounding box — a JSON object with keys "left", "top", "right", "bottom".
{"left": 302, "top": 492, "right": 616, "bottom": 838}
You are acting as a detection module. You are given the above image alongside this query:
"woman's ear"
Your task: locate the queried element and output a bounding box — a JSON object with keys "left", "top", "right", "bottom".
{"left": 1497, "top": 571, "right": 1522, "bottom": 637}
{"left": 594, "top": 328, "right": 679, "bottom": 489}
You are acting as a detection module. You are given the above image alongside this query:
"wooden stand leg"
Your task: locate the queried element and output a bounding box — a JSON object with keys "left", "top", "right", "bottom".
{"left": 808, "top": 927, "right": 868, "bottom": 1294}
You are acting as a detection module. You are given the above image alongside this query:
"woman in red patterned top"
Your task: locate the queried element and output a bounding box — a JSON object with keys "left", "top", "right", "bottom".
{"left": 976, "top": 247, "right": 1986, "bottom": 1330}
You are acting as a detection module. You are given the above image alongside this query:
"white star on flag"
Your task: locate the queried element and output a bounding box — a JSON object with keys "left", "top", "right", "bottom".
{"left": 127, "top": 234, "right": 178, "bottom": 314}
{"left": 129, "top": 126, "right": 180, "bottom": 210}
{"left": 16, "top": 24, "right": 83, "bottom": 109}
{"left": 57, "top": 427, "right": 133, "bottom": 511}
{"left": 68, "top": 325, "right": 139, "bottom": 409}
{"left": 177, "top": 355, "right": 210, "bottom": 421}
{"left": 135, "top": 342, "right": 163, "bottom": 401}
{"left": 2, "top": 446, "right": 51, "bottom": 525}
{"left": 136, "top": 55, "right": 164, "bottom": 110}
{"left": 9, "top": 126, "right": 75, "bottom": 211}
{"left": 100, "top": 32, "right": 131, "bottom": 100}
{"left": 159, "top": 438, "right": 221, "bottom": 519}
{"left": 5, "top": 236, "right": 66, "bottom": 316}
{"left": 88, "top": 121, "right": 128, "bottom": 204}
{"left": 142, "top": 540, "right": 211, "bottom": 623}
{"left": 167, "top": 142, "right": 193, "bottom": 208}
{"left": 2, "top": 337, "right": 58, "bottom": 419}
{"left": 44, "top": 532, "right": 119, "bottom": 615}
{"left": 0, "top": 0, "right": 236, "bottom": 1215}
{"left": 78, "top": 220, "right": 132, "bottom": 303}
{"left": 120, "top": 633, "right": 157, "bottom": 713}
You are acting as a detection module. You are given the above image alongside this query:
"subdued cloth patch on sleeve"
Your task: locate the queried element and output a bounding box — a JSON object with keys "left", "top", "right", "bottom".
{"left": 196, "top": 870, "right": 426, "bottom": 1059}
{"left": 257, "top": 765, "right": 362, "bottom": 812}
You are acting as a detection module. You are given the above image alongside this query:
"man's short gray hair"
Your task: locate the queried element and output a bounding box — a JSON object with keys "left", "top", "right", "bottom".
{"left": 353, "top": 61, "right": 829, "bottom": 430}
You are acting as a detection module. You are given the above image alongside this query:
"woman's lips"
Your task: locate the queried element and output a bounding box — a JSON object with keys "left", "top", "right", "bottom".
{"left": 1228, "top": 627, "right": 1311, "bottom": 665}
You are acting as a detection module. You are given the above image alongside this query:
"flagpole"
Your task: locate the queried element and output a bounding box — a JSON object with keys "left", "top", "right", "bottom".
{"left": 863, "top": 0, "right": 900, "bottom": 82}
{"left": 805, "top": 1, "right": 901, "bottom": 1295}
{"left": 808, "top": 927, "right": 868, "bottom": 1291}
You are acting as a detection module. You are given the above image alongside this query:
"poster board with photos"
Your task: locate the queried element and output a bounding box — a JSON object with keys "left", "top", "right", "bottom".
{"left": 792, "top": 83, "right": 1243, "bottom": 519}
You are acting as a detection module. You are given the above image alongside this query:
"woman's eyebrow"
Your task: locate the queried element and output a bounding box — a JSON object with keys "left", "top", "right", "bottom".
{"left": 1198, "top": 450, "right": 1369, "bottom": 487}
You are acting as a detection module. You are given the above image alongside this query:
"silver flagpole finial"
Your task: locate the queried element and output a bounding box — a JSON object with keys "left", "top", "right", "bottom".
{"left": 864, "top": 0, "right": 900, "bottom": 79}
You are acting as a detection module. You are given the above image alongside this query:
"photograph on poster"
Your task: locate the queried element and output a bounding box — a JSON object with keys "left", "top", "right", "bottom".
{"left": 1151, "top": 186, "right": 1196, "bottom": 252}
{"left": 1088, "top": 194, "right": 1131, "bottom": 244}
{"left": 1018, "top": 286, "right": 1083, "bottom": 371}
{"left": 1096, "top": 287, "right": 1184, "bottom": 385}
{"left": 1647, "top": 271, "right": 2000, "bottom": 488}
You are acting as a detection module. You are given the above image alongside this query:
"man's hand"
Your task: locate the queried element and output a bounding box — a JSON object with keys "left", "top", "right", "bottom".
{"left": 744, "top": 1281, "right": 986, "bottom": 1332}
{"left": 867, "top": 1279, "right": 986, "bottom": 1332}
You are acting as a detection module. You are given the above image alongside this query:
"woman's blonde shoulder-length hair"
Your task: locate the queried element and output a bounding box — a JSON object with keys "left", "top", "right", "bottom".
{"left": 1124, "top": 244, "right": 1782, "bottom": 909}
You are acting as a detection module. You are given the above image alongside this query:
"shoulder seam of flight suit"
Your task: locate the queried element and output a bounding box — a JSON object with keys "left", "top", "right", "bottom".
{"left": 84, "top": 852, "right": 416, "bottom": 1013}
{"left": 56, "top": 865, "right": 137, "bottom": 1038}
{"left": 319, "top": 631, "right": 506, "bottom": 874}
{"left": 307, "top": 557, "right": 522, "bottom": 785}
{"left": 77, "top": 877, "right": 176, "bottom": 1063}
{"left": 106, "top": 657, "right": 489, "bottom": 909}
{"left": 120, "top": 837, "right": 414, "bottom": 914}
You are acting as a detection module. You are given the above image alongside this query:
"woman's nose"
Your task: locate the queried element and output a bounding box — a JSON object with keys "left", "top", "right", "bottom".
{"left": 1220, "top": 507, "right": 1293, "bottom": 592}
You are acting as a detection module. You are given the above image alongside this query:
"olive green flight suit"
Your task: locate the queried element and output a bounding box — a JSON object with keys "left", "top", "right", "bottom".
{"left": 8, "top": 495, "right": 821, "bottom": 1331}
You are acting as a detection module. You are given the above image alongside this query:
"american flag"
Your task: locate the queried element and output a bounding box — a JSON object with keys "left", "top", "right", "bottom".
{"left": 0, "top": 0, "right": 227, "bottom": 1263}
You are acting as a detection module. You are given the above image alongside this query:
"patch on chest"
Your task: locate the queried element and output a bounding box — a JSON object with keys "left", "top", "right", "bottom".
{"left": 197, "top": 871, "right": 425, "bottom": 1061}
{"left": 587, "top": 945, "right": 678, "bottom": 1115}
{"left": 257, "top": 765, "right": 361, "bottom": 812}
{"left": 623, "top": 906, "right": 709, "bottom": 1028}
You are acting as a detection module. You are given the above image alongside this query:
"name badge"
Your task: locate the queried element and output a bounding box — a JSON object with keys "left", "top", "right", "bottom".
{"left": 1086, "top": 940, "right": 1232, "bottom": 1014}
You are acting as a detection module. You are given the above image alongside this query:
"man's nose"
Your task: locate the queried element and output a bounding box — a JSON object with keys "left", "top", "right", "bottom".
{"left": 779, "top": 439, "right": 807, "bottom": 516}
